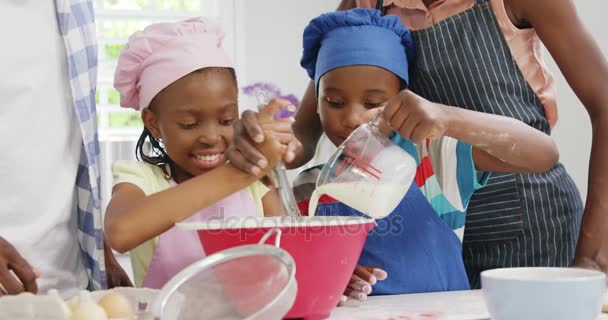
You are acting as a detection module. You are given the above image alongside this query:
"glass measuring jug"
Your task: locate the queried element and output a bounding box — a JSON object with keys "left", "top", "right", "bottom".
{"left": 309, "top": 113, "right": 417, "bottom": 219}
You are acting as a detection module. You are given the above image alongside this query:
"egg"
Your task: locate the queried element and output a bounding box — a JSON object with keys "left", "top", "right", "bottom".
{"left": 48, "top": 289, "right": 71, "bottom": 318}
{"left": 71, "top": 302, "right": 108, "bottom": 320}
{"left": 66, "top": 296, "right": 80, "bottom": 314}
{"left": 58, "top": 299, "right": 72, "bottom": 318}
{"left": 98, "top": 291, "right": 133, "bottom": 318}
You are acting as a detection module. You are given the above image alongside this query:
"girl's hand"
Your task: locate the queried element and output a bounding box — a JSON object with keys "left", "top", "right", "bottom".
{"left": 226, "top": 99, "right": 300, "bottom": 177}
{"left": 383, "top": 90, "right": 450, "bottom": 143}
{"left": 340, "top": 265, "right": 387, "bottom": 304}
{"left": 253, "top": 99, "right": 299, "bottom": 175}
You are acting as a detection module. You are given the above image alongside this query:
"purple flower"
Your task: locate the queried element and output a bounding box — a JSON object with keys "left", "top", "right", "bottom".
{"left": 241, "top": 82, "right": 281, "bottom": 98}
{"left": 241, "top": 82, "right": 300, "bottom": 119}
{"left": 278, "top": 94, "right": 299, "bottom": 107}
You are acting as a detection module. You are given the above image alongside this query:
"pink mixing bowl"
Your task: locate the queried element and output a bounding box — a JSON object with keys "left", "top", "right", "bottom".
{"left": 179, "top": 216, "right": 375, "bottom": 319}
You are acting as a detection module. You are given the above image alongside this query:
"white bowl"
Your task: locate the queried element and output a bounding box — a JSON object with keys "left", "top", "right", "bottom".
{"left": 481, "top": 267, "right": 606, "bottom": 320}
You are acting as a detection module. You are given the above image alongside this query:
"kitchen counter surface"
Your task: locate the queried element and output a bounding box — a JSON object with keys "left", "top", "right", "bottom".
{"left": 327, "top": 289, "right": 608, "bottom": 320}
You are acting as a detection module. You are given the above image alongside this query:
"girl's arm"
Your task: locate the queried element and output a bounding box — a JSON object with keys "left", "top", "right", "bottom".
{"left": 105, "top": 100, "right": 291, "bottom": 253}
{"left": 105, "top": 163, "right": 269, "bottom": 253}
{"left": 383, "top": 90, "right": 559, "bottom": 173}
{"left": 510, "top": 0, "right": 608, "bottom": 270}
{"left": 262, "top": 188, "right": 286, "bottom": 217}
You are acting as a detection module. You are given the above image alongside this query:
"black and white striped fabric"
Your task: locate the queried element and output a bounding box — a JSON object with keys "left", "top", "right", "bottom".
{"left": 407, "top": 0, "right": 584, "bottom": 288}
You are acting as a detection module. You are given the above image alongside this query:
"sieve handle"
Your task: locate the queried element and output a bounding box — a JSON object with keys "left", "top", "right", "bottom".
{"left": 259, "top": 228, "right": 282, "bottom": 248}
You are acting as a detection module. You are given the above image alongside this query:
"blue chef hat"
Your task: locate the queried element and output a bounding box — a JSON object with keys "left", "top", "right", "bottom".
{"left": 301, "top": 8, "right": 415, "bottom": 94}
{"left": 300, "top": 9, "right": 415, "bottom": 93}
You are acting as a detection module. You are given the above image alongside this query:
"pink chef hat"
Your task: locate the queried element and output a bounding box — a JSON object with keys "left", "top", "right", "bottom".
{"left": 114, "top": 17, "right": 234, "bottom": 110}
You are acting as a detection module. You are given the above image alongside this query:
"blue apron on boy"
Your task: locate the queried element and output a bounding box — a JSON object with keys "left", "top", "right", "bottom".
{"left": 312, "top": 181, "right": 470, "bottom": 295}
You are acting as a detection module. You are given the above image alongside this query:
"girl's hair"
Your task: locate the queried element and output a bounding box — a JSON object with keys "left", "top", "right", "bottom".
{"left": 135, "top": 67, "right": 238, "bottom": 174}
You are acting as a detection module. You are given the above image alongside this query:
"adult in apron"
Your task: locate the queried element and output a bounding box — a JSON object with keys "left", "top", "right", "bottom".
{"left": 379, "top": 0, "right": 584, "bottom": 288}
{"left": 141, "top": 181, "right": 259, "bottom": 289}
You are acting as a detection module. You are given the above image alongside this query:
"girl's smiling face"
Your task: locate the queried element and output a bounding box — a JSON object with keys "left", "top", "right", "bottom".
{"left": 142, "top": 68, "right": 238, "bottom": 183}
{"left": 318, "top": 65, "right": 401, "bottom": 147}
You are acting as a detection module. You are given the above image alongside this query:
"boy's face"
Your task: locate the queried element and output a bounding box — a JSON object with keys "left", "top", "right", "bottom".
{"left": 318, "top": 65, "right": 401, "bottom": 146}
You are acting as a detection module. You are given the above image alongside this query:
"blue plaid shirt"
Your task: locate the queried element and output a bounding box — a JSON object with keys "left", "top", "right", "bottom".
{"left": 56, "top": 0, "right": 106, "bottom": 290}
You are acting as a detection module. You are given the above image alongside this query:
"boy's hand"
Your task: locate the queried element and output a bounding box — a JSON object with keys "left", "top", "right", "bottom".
{"left": 226, "top": 99, "right": 300, "bottom": 176}
{"left": 340, "top": 265, "right": 387, "bottom": 304}
{"left": 363, "top": 107, "right": 393, "bottom": 136}
{"left": 383, "top": 90, "right": 450, "bottom": 143}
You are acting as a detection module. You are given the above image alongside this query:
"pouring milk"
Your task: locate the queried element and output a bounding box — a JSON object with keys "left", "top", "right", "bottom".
{"left": 309, "top": 144, "right": 417, "bottom": 219}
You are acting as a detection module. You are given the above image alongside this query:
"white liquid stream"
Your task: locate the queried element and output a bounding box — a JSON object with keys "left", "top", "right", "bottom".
{"left": 308, "top": 182, "right": 406, "bottom": 219}
{"left": 309, "top": 142, "right": 417, "bottom": 218}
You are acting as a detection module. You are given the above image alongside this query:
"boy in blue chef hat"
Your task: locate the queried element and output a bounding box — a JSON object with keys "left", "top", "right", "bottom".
{"left": 294, "top": 8, "right": 559, "bottom": 299}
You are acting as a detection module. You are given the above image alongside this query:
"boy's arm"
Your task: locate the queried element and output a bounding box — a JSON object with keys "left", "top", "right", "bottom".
{"left": 230, "top": 2, "right": 356, "bottom": 172}
{"left": 290, "top": 81, "right": 322, "bottom": 169}
{"left": 337, "top": 0, "right": 356, "bottom": 11}
{"left": 289, "top": 0, "right": 356, "bottom": 168}
{"left": 511, "top": 0, "right": 608, "bottom": 272}
{"left": 383, "top": 90, "right": 559, "bottom": 174}
{"left": 442, "top": 105, "right": 559, "bottom": 173}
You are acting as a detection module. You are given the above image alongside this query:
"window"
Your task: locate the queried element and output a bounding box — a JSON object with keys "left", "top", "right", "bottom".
{"left": 94, "top": 0, "right": 237, "bottom": 141}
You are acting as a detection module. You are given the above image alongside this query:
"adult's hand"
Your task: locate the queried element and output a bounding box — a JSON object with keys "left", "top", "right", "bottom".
{"left": 0, "top": 236, "right": 37, "bottom": 295}
{"left": 104, "top": 236, "right": 133, "bottom": 288}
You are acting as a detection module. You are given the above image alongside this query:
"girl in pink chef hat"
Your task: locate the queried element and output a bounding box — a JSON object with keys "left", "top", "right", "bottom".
{"left": 104, "top": 17, "right": 295, "bottom": 289}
